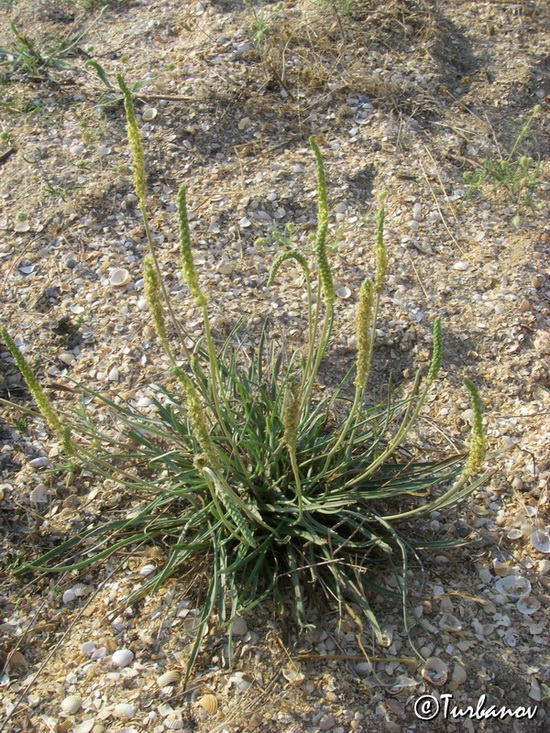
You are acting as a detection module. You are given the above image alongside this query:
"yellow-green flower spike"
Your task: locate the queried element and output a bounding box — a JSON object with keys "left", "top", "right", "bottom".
{"left": 177, "top": 186, "right": 207, "bottom": 307}
{"left": 309, "top": 136, "right": 328, "bottom": 223}
{"left": 268, "top": 249, "right": 310, "bottom": 285}
{"left": 315, "top": 220, "right": 334, "bottom": 306}
{"left": 117, "top": 74, "right": 147, "bottom": 209}
{"left": 143, "top": 256, "right": 168, "bottom": 349}
{"left": 374, "top": 204, "right": 387, "bottom": 294}
{"left": 463, "top": 377, "right": 487, "bottom": 477}
{"left": 173, "top": 367, "right": 218, "bottom": 468}
{"left": 427, "top": 317, "right": 442, "bottom": 383}
{"left": 1, "top": 326, "right": 74, "bottom": 454}
{"left": 283, "top": 377, "right": 301, "bottom": 451}
{"left": 354, "top": 277, "right": 374, "bottom": 393}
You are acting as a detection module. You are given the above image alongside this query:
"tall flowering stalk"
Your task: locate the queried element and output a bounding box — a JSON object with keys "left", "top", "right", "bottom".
{"left": 1, "top": 326, "right": 74, "bottom": 455}
{"left": 117, "top": 75, "right": 190, "bottom": 362}
{"left": 354, "top": 277, "right": 374, "bottom": 394}
{"left": 178, "top": 185, "right": 207, "bottom": 309}
{"left": 302, "top": 140, "right": 335, "bottom": 406}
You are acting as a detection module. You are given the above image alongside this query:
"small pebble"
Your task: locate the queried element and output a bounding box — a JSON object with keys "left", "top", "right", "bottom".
{"left": 230, "top": 617, "right": 248, "bottom": 636}
{"left": 28, "top": 457, "right": 49, "bottom": 469}
{"left": 452, "top": 261, "right": 469, "bottom": 271}
{"left": 319, "top": 714, "right": 336, "bottom": 730}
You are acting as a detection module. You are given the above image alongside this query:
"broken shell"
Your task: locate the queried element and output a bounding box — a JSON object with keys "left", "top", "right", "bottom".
{"left": 165, "top": 712, "right": 184, "bottom": 729}
{"left": 494, "top": 574, "right": 531, "bottom": 599}
{"left": 230, "top": 671, "right": 253, "bottom": 692}
{"left": 61, "top": 695, "right": 82, "bottom": 714}
{"left": 451, "top": 663, "right": 467, "bottom": 686}
{"left": 111, "top": 648, "right": 134, "bottom": 667}
{"left": 517, "top": 596, "right": 541, "bottom": 615}
{"left": 335, "top": 285, "right": 352, "bottom": 299}
{"left": 531, "top": 529, "right": 550, "bottom": 553}
{"left": 62, "top": 589, "right": 76, "bottom": 604}
{"left": 388, "top": 676, "right": 417, "bottom": 694}
{"left": 282, "top": 664, "right": 305, "bottom": 687}
{"left": 109, "top": 268, "right": 131, "bottom": 287}
{"left": 198, "top": 694, "right": 217, "bottom": 715}
{"left": 72, "top": 583, "right": 90, "bottom": 598}
{"left": 157, "top": 670, "right": 181, "bottom": 688}
{"left": 492, "top": 559, "right": 511, "bottom": 576}
{"left": 421, "top": 657, "right": 448, "bottom": 686}
{"left": 439, "top": 613, "right": 462, "bottom": 632}
{"left": 142, "top": 106, "right": 158, "bottom": 121}
{"left": 113, "top": 702, "right": 135, "bottom": 719}
{"left": 14, "top": 219, "right": 30, "bottom": 233}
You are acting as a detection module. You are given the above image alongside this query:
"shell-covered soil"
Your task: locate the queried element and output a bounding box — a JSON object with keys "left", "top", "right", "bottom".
{"left": 0, "top": 0, "right": 549, "bottom": 731}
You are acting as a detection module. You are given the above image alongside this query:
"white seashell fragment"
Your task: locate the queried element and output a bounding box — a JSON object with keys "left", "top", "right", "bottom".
{"left": 62, "top": 589, "right": 76, "bottom": 604}
{"left": 157, "top": 670, "right": 181, "bottom": 688}
{"left": 335, "top": 285, "right": 352, "bottom": 299}
{"left": 73, "top": 720, "right": 95, "bottom": 733}
{"left": 80, "top": 641, "right": 96, "bottom": 654}
{"left": 452, "top": 261, "right": 469, "bottom": 271}
{"left": 72, "top": 583, "right": 90, "bottom": 598}
{"left": 494, "top": 574, "right": 531, "bottom": 599}
{"left": 439, "top": 613, "right": 462, "bottom": 632}
{"left": 230, "top": 671, "right": 253, "bottom": 692}
{"left": 492, "top": 559, "right": 511, "bottom": 576}
{"left": 165, "top": 712, "right": 184, "bottom": 729}
{"left": 388, "top": 676, "right": 417, "bottom": 694}
{"left": 142, "top": 107, "right": 158, "bottom": 121}
{"left": 29, "top": 486, "right": 48, "bottom": 503}
{"left": 531, "top": 529, "right": 550, "bottom": 553}
{"left": 113, "top": 702, "right": 135, "bottom": 719}
{"left": 421, "top": 657, "right": 448, "bottom": 686}
{"left": 109, "top": 268, "right": 131, "bottom": 287}
{"left": 529, "top": 677, "right": 542, "bottom": 702}
{"left": 517, "top": 596, "right": 541, "bottom": 615}
{"left": 139, "top": 563, "right": 156, "bottom": 576}
{"left": 451, "top": 663, "right": 467, "bottom": 686}
{"left": 112, "top": 648, "right": 134, "bottom": 667}
{"left": 14, "top": 219, "right": 30, "bottom": 233}
{"left": 507, "top": 528, "right": 523, "bottom": 540}
{"left": 61, "top": 695, "right": 82, "bottom": 714}
{"left": 282, "top": 664, "right": 305, "bottom": 687}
